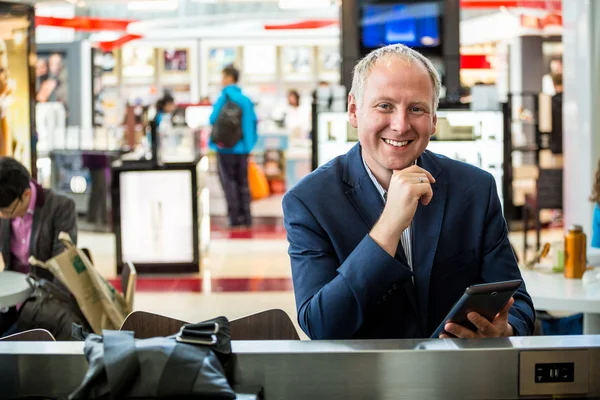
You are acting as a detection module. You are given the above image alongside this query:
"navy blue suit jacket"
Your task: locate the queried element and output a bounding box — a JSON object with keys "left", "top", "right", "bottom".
{"left": 283, "top": 144, "right": 535, "bottom": 340}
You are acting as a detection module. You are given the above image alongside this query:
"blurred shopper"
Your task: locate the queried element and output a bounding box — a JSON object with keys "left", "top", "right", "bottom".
{"left": 592, "top": 160, "right": 600, "bottom": 248}
{"left": 209, "top": 65, "right": 258, "bottom": 228}
{"left": 550, "top": 73, "right": 563, "bottom": 154}
{"left": 542, "top": 58, "right": 563, "bottom": 96}
{"left": 283, "top": 44, "right": 534, "bottom": 340}
{"left": 283, "top": 89, "right": 311, "bottom": 140}
{"left": 0, "top": 157, "right": 77, "bottom": 335}
{"left": 149, "top": 93, "right": 175, "bottom": 164}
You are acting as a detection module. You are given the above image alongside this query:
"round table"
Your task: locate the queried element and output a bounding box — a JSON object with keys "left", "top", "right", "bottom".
{"left": 520, "top": 269, "right": 600, "bottom": 335}
{"left": 0, "top": 271, "right": 33, "bottom": 309}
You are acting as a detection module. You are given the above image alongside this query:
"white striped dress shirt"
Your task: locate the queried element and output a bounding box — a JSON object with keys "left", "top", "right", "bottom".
{"left": 362, "top": 158, "right": 413, "bottom": 270}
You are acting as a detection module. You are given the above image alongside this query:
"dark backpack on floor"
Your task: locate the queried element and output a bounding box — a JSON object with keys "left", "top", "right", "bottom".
{"left": 17, "top": 275, "right": 92, "bottom": 341}
{"left": 211, "top": 94, "right": 243, "bottom": 148}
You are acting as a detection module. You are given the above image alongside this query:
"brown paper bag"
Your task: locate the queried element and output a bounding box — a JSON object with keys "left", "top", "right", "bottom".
{"left": 29, "top": 232, "right": 129, "bottom": 334}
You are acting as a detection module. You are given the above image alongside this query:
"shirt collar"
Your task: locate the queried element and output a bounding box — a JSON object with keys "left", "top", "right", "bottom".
{"left": 27, "top": 181, "right": 37, "bottom": 215}
{"left": 362, "top": 156, "right": 387, "bottom": 202}
{"left": 362, "top": 156, "right": 418, "bottom": 203}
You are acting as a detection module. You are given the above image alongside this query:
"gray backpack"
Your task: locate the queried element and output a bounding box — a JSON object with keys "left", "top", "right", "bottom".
{"left": 69, "top": 317, "right": 244, "bottom": 399}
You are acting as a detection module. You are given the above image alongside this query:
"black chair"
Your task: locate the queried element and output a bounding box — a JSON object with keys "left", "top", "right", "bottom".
{"left": 0, "top": 328, "right": 55, "bottom": 342}
{"left": 523, "top": 168, "right": 563, "bottom": 258}
{"left": 120, "top": 309, "right": 300, "bottom": 341}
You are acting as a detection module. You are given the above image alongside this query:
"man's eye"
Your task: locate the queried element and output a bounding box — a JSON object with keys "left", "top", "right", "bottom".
{"left": 410, "top": 107, "right": 425, "bottom": 113}
{"left": 377, "top": 104, "right": 392, "bottom": 111}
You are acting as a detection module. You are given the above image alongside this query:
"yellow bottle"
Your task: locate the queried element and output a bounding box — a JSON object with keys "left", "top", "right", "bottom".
{"left": 564, "top": 225, "right": 587, "bottom": 279}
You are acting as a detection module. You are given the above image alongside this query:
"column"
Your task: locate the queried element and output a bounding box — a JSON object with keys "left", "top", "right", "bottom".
{"left": 562, "top": 0, "right": 600, "bottom": 238}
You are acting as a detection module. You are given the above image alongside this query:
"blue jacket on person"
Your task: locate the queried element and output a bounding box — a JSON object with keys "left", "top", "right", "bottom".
{"left": 593, "top": 204, "right": 600, "bottom": 248}
{"left": 283, "top": 143, "right": 535, "bottom": 340}
{"left": 209, "top": 84, "right": 258, "bottom": 155}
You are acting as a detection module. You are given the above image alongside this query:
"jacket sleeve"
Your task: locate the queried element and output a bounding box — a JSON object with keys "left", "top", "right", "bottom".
{"left": 52, "top": 197, "right": 78, "bottom": 256}
{"left": 479, "top": 175, "right": 535, "bottom": 336}
{"left": 283, "top": 191, "right": 413, "bottom": 340}
{"left": 209, "top": 94, "right": 227, "bottom": 125}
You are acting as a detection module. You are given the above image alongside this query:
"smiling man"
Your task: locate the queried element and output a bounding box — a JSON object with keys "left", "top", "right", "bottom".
{"left": 283, "top": 44, "right": 535, "bottom": 340}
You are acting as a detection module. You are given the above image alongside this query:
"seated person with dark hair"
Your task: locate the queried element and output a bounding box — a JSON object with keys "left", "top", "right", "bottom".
{"left": 283, "top": 44, "right": 535, "bottom": 340}
{"left": 0, "top": 157, "right": 77, "bottom": 335}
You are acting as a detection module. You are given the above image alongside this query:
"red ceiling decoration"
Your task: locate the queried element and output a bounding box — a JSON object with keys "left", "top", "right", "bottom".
{"left": 35, "top": 16, "right": 139, "bottom": 51}
{"left": 460, "top": 0, "right": 561, "bottom": 11}
{"left": 35, "top": 16, "right": 134, "bottom": 31}
{"left": 264, "top": 19, "right": 338, "bottom": 30}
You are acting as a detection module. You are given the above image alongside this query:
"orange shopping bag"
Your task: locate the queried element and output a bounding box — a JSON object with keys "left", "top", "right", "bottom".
{"left": 248, "top": 160, "right": 270, "bottom": 200}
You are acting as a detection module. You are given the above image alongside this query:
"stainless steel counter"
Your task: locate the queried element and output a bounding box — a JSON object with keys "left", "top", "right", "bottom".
{"left": 1, "top": 336, "right": 600, "bottom": 399}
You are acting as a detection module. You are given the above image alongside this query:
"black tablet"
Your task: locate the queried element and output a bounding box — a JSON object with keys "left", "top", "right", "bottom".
{"left": 431, "top": 279, "right": 523, "bottom": 338}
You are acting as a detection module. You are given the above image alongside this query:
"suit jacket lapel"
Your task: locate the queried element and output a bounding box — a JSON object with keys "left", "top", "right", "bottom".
{"left": 413, "top": 150, "right": 447, "bottom": 335}
{"left": 343, "top": 144, "right": 416, "bottom": 311}
{"left": 343, "top": 144, "right": 386, "bottom": 235}
{"left": 29, "top": 205, "right": 43, "bottom": 260}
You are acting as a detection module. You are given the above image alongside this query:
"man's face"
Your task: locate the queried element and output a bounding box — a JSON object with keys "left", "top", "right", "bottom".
{"left": 348, "top": 56, "right": 437, "bottom": 175}
{"left": 0, "top": 189, "right": 31, "bottom": 220}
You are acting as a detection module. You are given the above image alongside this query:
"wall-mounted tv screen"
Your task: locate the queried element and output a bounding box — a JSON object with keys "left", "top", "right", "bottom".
{"left": 361, "top": 2, "right": 442, "bottom": 50}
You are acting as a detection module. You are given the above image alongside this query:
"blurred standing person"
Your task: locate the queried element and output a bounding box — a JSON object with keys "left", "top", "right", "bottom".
{"left": 210, "top": 65, "right": 258, "bottom": 228}
{"left": 283, "top": 89, "right": 311, "bottom": 140}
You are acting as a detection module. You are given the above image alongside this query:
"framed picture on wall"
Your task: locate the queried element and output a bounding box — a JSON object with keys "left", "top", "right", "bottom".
{"left": 281, "top": 46, "right": 314, "bottom": 82}
{"left": 94, "top": 49, "right": 119, "bottom": 86}
{"left": 122, "top": 45, "right": 155, "bottom": 84}
{"left": 208, "top": 47, "right": 238, "bottom": 83}
{"left": 161, "top": 48, "right": 188, "bottom": 73}
{"left": 317, "top": 46, "right": 341, "bottom": 83}
{"left": 243, "top": 45, "right": 277, "bottom": 83}
{"left": 159, "top": 48, "right": 191, "bottom": 85}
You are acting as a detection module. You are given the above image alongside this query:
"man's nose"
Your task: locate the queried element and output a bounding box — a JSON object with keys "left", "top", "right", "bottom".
{"left": 389, "top": 110, "right": 411, "bottom": 133}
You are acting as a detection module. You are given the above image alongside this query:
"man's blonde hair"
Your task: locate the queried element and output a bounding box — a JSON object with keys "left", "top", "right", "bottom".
{"left": 349, "top": 44, "right": 441, "bottom": 110}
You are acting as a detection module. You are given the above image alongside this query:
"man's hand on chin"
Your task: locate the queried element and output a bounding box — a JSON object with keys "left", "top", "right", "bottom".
{"left": 440, "top": 298, "right": 515, "bottom": 339}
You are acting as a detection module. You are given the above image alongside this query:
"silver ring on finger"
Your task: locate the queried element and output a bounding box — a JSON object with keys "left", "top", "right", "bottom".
{"left": 419, "top": 176, "right": 424, "bottom": 183}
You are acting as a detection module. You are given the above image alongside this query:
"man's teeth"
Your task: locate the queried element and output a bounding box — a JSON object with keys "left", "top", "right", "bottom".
{"left": 384, "top": 139, "right": 409, "bottom": 147}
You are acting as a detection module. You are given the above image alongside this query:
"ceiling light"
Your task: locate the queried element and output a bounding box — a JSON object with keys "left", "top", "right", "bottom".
{"left": 127, "top": 0, "right": 178, "bottom": 11}
{"left": 279, "top": 0, "right": 331, "bottom": 10}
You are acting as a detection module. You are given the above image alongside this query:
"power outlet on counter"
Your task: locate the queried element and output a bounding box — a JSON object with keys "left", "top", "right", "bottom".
{"left": 520, "top": 350, "right": 589, "bottom": 396}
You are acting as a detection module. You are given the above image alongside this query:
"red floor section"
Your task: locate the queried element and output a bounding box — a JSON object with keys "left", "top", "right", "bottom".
{"left": 210, "top": 217, "right": 287, "bottom": 239}
{"left": 109, "top": 277, "right": 293, "bottom": 293}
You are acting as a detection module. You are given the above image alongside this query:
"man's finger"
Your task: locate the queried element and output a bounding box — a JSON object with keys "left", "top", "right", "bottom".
{"left": 396, "top": 166, "right": 436, "bottom": 183}
{"left": 495, "top": 297, "right": 515, "bottom": 320}
{"left": 467, "top": 312, "right": 494, "bottom": 336}
{"left": 419, "top": 184, "right": 434, "bottom": 206}
{"left": 445, "top": 322, "right": 476, "bottom": 339}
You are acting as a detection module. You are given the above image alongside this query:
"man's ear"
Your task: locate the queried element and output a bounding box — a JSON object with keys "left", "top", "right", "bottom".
{"left": 348, "top": 94, "right": 359, "bottom": 129}
{"left": 431, "top": 113, "right": 437, "bottom": 137}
